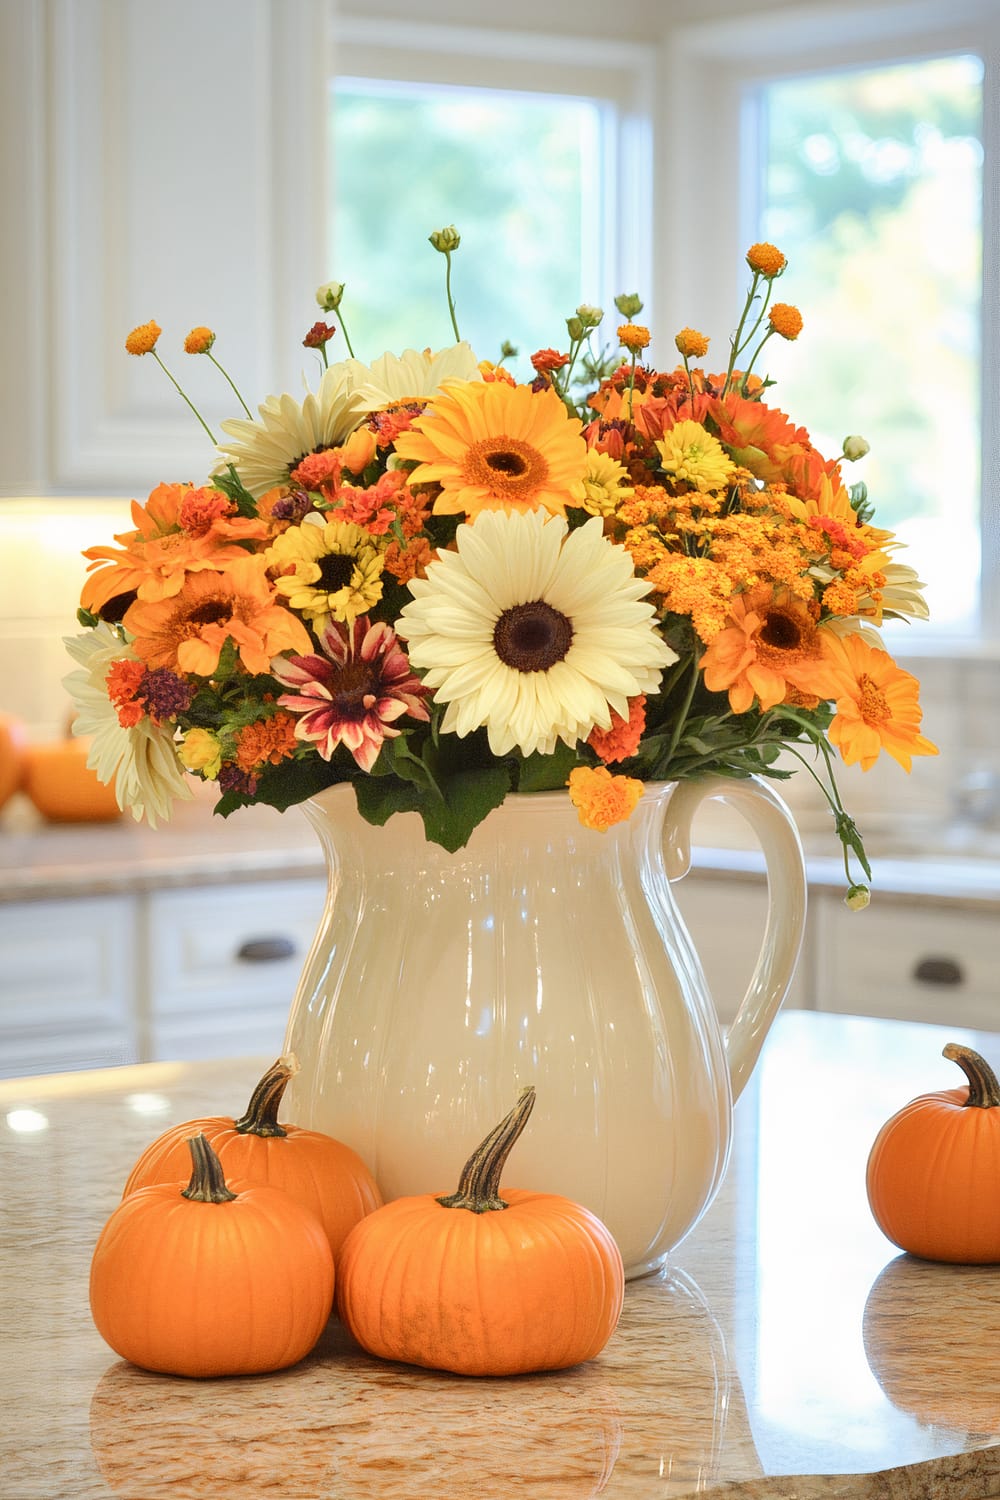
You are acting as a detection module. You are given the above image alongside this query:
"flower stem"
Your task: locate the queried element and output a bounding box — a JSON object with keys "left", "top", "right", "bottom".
{"left": 152, "top": 352, "right": 217, "bottom": 445}
{"left": 723, "top": 271, "right": 762, "bottom": 397}
{"left": 444, "top": 253, "right": 461, "bottom": 343}
{"left": 337, "top": 306, "right": 356, "bottom": 359}
{"left": 207, "top": 352, "right": 253, "bottom": 418}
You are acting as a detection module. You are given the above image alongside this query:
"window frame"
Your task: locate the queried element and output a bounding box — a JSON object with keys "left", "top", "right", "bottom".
{"left": 330, "top": 14, "right": 659, "bottom": 364}
{"left": 661, "top": 0, "right": 1000, "bottom": 652}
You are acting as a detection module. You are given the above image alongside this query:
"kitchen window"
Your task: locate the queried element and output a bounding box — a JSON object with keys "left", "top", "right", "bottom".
{"left": 330, "top": 16, "right": 655, "bottom": 378}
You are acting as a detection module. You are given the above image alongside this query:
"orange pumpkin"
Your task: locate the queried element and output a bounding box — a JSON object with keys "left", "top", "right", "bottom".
{"left": 90, "top": 1133, "right": 334, "bottom": 1377}
{"left": 336, "top": 1087, "right": 625, "bottom": 1376}
{"left": 0, "top": 713, "right": 27, "bottom": 810}
{"left": 866, "top": 1041, "right": 1000, "bottom": 1263}
{"left": 123, "top": 1055, "right": 382, "bottom": 1259}
{"left": 23, "top": 735, "right": 121, "bottom": 822}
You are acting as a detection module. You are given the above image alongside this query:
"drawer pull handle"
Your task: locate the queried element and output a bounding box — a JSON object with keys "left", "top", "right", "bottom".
{"left": 236, "top": 936, "right": 297, "bottom": 963}
{"left": 912, "top": 955, "right": 964, "bottom": 987}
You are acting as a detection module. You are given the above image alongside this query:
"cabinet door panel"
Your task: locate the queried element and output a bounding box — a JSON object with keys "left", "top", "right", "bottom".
{"left": 0, "top": 896, "right": 137, "bottom": 1076}
{"left": 814, "top": 899, "right": 1000, "bottom": 1031}
{"left": 146, "top": 880, "right": 326, "bottom": 1060}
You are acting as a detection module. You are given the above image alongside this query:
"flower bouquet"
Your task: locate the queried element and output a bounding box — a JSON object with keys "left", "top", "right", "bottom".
{"left": 66, "top": 230, "right": 936, "bottom": 902}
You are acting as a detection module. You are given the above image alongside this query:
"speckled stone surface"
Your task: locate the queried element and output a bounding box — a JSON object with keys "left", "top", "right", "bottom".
{"left": 3, "top": 1010, "right": 1000, "bottom": 1499}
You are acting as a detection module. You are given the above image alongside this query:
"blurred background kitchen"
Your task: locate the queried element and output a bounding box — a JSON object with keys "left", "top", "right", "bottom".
{"left": 1, "top": 0, "right": 997, "bottom": 1077}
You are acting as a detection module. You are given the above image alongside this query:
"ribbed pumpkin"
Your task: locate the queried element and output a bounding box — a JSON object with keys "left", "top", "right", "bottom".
{"left": 123, "top": 1055, "right": 382, "bottom": 1259}
{"left": 90, "top": 1134, "right": 334, "bottom": 1377}
{"left": 336, "top": 1087, "right": 625, "bottom": 1376}
{"left": 866, "top": 1041, "right": 1000, "bottom": 1263}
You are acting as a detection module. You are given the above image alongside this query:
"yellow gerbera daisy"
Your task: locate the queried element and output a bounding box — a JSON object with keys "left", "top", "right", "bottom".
{"left": 656, "top": 420, "right": 735, "bottom": 494}
{"left": 393, "top": 380, "right": 589, "bottom": 519}
{"left": 267, "top": 519, "right": 385, "bottom": 626}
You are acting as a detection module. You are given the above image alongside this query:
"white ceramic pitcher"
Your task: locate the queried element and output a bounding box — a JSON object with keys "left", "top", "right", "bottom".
{"left": 283, "top": 776, "right": 806, "bottom": 1278}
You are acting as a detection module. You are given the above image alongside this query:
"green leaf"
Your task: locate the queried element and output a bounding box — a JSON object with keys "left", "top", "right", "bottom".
{"left": 354, "top": 774, "right": 423, "bottom": 826}
{"left": 212, "top": 466, "right": 259, "bottom": 518}
{"left": 515, "top": 740, "right": 579, "bottom": 792}
{"left": 251, "top": 755, "right": 345, "bottom": 812}
{"left": 418, "top": 766, "right": 512, "bottom": 851}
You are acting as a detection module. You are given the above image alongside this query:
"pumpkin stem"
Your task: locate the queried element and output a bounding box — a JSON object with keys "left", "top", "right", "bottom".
{"left": 233, "top": 1055, "right": 300, "bottom": 1138}
{"left": 943, "top": 1042, "right": 1000, "bottom": 1109}
{"left": 436, "top": 1086, "right": 536, "bottom": 1214}
{"left": 181, "top": 1133, "right": 238, "bottom": 1203}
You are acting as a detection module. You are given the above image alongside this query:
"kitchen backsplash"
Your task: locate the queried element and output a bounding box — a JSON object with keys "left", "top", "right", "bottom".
{"left": 0, "top": 496, "right": 987, "bottom": 845}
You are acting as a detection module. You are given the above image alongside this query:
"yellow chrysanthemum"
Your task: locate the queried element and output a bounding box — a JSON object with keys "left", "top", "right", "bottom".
{"left": 580, "top": 449, "right": 634, "bottom": 517}
{"left": 394, "top": 379, "right": 588, "bottom": 519}
{"left": 656, "top": 420, "right": 736, "bottom": 494}
{"left": 267, "top": 519, "right": 385, "bottom": 625}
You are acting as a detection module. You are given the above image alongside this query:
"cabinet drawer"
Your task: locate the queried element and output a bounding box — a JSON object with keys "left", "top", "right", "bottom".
{"left": 0, "top": 896, "right": 137, "bottom": 1076}
{"left": 814, "top": 900, "right": 1000, "bottom": 1031}
{"left": 147, "top": 879, "right": 326, "bottom": 1022}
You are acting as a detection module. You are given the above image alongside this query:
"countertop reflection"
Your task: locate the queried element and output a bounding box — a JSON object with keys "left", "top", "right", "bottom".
{"left": 3, "top": 1010, "right": 1000, "bottom": 1499}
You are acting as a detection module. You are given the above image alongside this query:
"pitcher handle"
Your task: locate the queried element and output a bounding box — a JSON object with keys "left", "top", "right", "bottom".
{"left": 663, "top": 775, "right": 807, "bottom": 1101}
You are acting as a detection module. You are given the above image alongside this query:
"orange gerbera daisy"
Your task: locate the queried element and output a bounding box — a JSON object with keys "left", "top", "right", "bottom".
{"left": 394, "top": 380, "right": 588, "bottom": 519}
{"left": 124, "top": 557, "right": 311, "bottom": 677}
{"left": 700, "top": 584, "right": 833, "bottom": 713}
{"left": 821, "top": 632, "right": 938, "bottom": 772}
{"left": 81, "top": 482, "right": 269, "bottom": 615}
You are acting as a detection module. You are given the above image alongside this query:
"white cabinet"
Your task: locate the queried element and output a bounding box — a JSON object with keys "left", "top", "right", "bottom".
{"left": 813, "top": 896, "right": 1000, "bottom": 1032}
{"left": 0, "top": 895, "right": 137, "bottom": 1077}
{"left": 145, "top": 879, "right": 327, "bottom": 1063}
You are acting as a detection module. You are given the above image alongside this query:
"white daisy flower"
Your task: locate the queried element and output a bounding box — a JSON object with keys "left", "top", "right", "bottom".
{"left": 397, "top": 509, "right": 677, "bottom": 758}
{"left": 345, "top": 343, "right": 482, "bottom": 413}
{"left": 215, "top": 364, "right": 368, "bottom": 498}
{"left": 63, "top": 625, "right": 193, "bottom": 827}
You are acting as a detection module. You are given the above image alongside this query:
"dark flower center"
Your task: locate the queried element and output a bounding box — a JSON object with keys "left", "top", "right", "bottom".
{"left": 186, "top": 600, "right": 232, "bottom": 627}
{"left": 331, "top": 661, "right": 377, "bottom": 720}
{"left": 318, "top": 553, "right": 356, "bottom": 592}
{"left": 486, "top": 450, "right": 528, "bottom": 477}
{"left": 98, "top": 590, "right": 138, "bottom": 624}
{"left": 493, "top": 601, "right": 573, "bottom": 673}
{"left": 760, "top": 611, "right": 802, "bottom": 651}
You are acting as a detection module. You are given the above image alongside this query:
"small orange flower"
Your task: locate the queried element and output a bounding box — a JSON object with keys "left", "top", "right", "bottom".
{"left": 618, "top": 323, "right": 651, "bottom": 353}
{"left": 821, "top": 632, "right": 939, "bottom": 772}
{"left": 675, "top": 328, "right": 710, "bottom": 360}
{"left": 567, "top": 766, "right": 644, "bottom": 832}
{"left": 768, "top": 303, "right": 803, "bottom": 341}
{"left": 587, "top": 697, "right": 646, "bottom": 764}
{"left": 125, "top": 320, "right": 161, "bottom": 356}
{"left": 746, "top": 243, "right": 787, "bottom": 278}
{"left": 530, "top": 348, "right": 570, "bottom": 374}
{"left": 184, "top": 326, "right": 216, "bottom": 354}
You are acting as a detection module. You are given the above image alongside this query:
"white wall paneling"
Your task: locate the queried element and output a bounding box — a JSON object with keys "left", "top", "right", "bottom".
{"left": 1, "top": 0, "right": 332, "bottom": 499}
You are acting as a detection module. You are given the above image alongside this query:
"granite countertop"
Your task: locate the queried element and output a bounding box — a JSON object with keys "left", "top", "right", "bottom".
{"left": 4, "top": 785, "right": 1000, "bottom": 909}
{"left": 4, "top": 1009, "right": 1000, "bottom": 1499}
